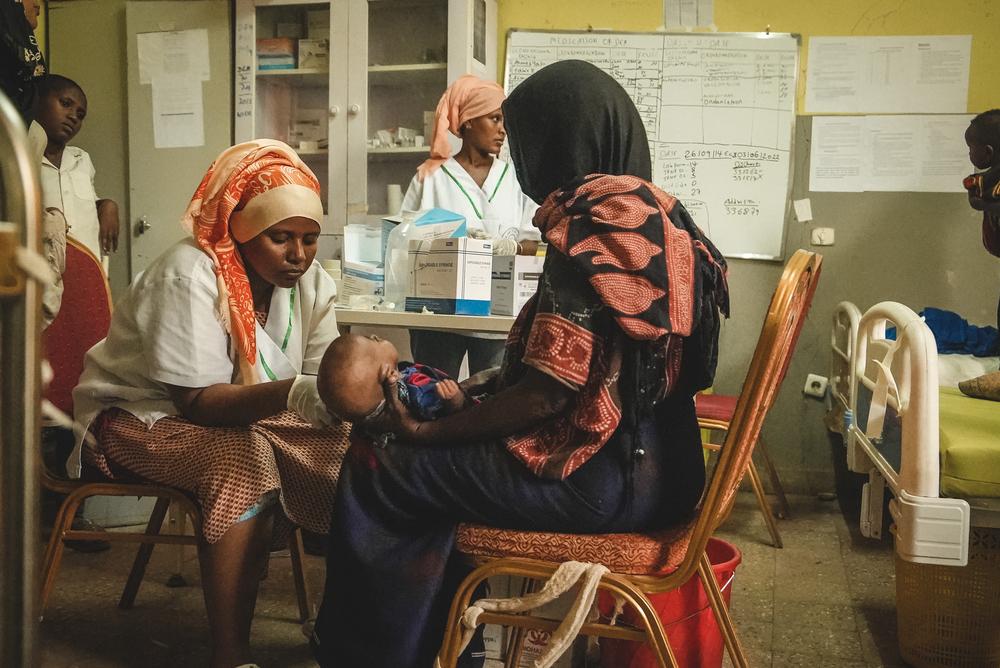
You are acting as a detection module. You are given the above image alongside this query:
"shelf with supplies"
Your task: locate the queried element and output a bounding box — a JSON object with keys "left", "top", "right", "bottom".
{"left": 368, "top": 63, "right": 447, "bottom": 87}
{"left": 255, "top": 68, "right": 328, "bottom": 87}
{"left": 256, "top": 67, "right": 327, "bottom": 77}
{"left": 368, "top": 146, "right": 429, "bottom": 155}
{"left": 235, "top": 0, "right": 498, "bottom": 232}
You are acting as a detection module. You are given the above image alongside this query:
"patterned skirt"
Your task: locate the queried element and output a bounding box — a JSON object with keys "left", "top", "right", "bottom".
{"left": 84, "top": 408, "right": 350, "bottom": 543}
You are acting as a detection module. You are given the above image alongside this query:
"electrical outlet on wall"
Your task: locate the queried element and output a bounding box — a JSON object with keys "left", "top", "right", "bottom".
{"left": 810, "top": 227, "right": 835, "bottom": 246}
{"left": 804, "top": 373, "right": 828, "bottom": 398}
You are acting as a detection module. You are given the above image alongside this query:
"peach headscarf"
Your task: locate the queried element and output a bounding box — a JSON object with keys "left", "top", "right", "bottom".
{"left": 181, "top": 139, "right": 323, "bottom": 384}
{"left": 416, "top": 75, "right": 506, "bottom": 181}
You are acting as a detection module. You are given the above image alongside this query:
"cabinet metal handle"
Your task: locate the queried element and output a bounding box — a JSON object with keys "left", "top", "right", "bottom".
{"left": 135, "top": 216, "right": 151, "bottom": 236}
{"left": 348, "top": 104, "right": 361, "bottom": 116}
{"left": 329, "top": 105, "right": 340, "bottom": 117}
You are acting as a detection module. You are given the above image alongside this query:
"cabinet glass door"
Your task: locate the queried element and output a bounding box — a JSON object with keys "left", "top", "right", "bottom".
{"left": 252, "top": 3, "right": 332, "bottom": 207}
{"left": 365, "top": 0, "right": 450, "bottom": 216}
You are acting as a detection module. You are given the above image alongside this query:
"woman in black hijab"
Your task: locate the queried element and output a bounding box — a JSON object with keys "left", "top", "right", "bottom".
{"left": 1, "top": 0, "right": 45, "bottom": 122}
{"left": 312, "top": 60, "right": 729, "bottom": 668}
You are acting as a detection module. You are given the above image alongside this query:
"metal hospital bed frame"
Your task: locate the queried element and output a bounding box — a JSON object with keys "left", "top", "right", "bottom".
{"left": 843, "top": 301, "right": 1000, "bottom": 568}
{"left": 830, "top": 301, "right": 861, "bottom": 437}
{"left": 0, "top": 91, "right": 44, "bottom": 666}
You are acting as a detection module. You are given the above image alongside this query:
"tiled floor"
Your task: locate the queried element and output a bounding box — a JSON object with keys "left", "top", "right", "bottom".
{"left": 38, "top": 491, "right": 901, "bottom": 667}
{"left": 715, "top": 494, "right": 900, "bottom": 668}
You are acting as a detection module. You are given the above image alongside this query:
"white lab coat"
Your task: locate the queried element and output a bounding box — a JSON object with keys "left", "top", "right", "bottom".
{"left": 401, "top": 157, "right": 540, "bottom": 242}
{"left": 40, "top": 146, "right": 102, "bottom": 259}
{"left": 69, "top": 238, "right": 340, "bottom": 477}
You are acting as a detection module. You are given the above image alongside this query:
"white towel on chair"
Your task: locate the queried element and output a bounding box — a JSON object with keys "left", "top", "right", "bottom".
{"left": 436, "top": 561, "right": 609, "bottom": 668}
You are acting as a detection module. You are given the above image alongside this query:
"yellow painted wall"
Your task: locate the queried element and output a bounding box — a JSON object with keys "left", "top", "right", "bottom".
{"left": 36, "top": 0, "right": 46, "bottom": 56}
{"left": 497, "top": 0, "right": 1000, "bottom": 112}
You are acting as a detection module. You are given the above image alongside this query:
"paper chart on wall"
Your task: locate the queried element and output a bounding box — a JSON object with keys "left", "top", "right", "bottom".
{"left": 805, "top": 35, "right": 970, "bottom": 114}
{"left": 506, "top": 30, "right": 799, "bottom": 260}
{"left": 151, "top": 75, "right": 205, "bottom": 149}
{"left": 809, "top": 115, "right": 972, "bottom": 193}
{"left": 136, "top": 28, "right": 210, "bottom": 85}
{"left": 808, "top": 117, "right": 864, "bottom": 192}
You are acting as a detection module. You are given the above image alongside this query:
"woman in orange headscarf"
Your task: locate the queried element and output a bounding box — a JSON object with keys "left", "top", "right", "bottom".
{"left": 73, "top": 140, "right": 349, "bottom": 667}
{"left": 400, "top": 74, "right": 541, "bottom": 379}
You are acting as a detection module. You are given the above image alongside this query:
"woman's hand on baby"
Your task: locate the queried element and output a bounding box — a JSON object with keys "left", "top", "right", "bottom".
{"left": 368, "top": 364, "right": 424, "bottom": 441}
{"left": 435, "top": 379, "right": 467, "bottom": 414}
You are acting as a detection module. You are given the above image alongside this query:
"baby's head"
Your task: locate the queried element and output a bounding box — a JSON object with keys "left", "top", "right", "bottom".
{"left": 33, "top": 74, "right": 88, "bottom": 147}
{"left": 317, "top": 333, "right": 400, "bottom": 422}
{"left": 966, "top": 109, "right": 1000, "bottom": 171}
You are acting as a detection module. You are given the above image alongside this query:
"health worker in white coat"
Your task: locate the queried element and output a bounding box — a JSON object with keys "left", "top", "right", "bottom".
{"left": 400, "top": 74, "right": 540, "bottom": 379}
{"left": 72, "top": 140, "right": 348, "bottom": 668}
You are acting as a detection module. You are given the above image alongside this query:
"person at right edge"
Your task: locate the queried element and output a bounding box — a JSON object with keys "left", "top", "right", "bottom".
{"left": 311, "top": 59, "right": 730, "bottom": 667}
{"left": 958, "top": 109, "right": 1000, "bottom": 401}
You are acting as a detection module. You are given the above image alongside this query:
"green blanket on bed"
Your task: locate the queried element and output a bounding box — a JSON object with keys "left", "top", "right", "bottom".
{"left": 940, "top": 387, "right": 1000, "bottom": 499}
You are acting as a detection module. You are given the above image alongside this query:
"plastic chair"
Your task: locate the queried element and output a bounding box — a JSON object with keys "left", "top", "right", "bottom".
{"left": 39, "top": 239, "right": 312, "bottom": 621}
{"left": 696, "top": 393, "right": 791, "bottom": 548}
{"left": 436, "top": 249, "right": 822, "bottom": 668}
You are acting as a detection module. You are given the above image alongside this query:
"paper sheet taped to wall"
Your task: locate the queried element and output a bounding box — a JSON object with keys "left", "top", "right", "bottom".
{"left": 805, "top": 35, "right": 970, "bottom": 114}
{"left": 809, "top": 115, "right": 973, "bottom": 193}
{"left": 136, "top": 28, "right": 210, "bottom": 85}
{"left": 151, "top": 75, "right": 205, "bottom": 149}
{"left": 664, "top": 0, "right": 713, "bottom": 28}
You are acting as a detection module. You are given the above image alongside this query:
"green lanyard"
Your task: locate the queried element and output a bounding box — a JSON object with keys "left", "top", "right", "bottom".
{"left": 440, "top": 162, "right": 509, "bottom": 221}
{"left": 259, "top": 287, "right": 295, "bottom": 382}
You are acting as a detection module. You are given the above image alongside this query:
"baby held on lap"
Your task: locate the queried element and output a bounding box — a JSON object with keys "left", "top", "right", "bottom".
{"left": 317, "top": 333, "right": 470, "bottom": 426}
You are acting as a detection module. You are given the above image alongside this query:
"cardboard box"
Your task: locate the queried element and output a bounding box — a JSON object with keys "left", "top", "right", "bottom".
{"left": 257, "top": 37, "right": 295, "bottom": 56}
{"left": 298, "top": 38, "right": 328, "bottom": 69}
{"left": 289, "top": 108, "right": 327, "bottom": 145}
{"left": 341, "top": 260, "right": 384, "bottom": 298}
{"left": 257, "top": 55, "right": 295, "bottom": 70}
{"left": 307, "top": 8, "right": 330, "bottom": 39}
{"left": 404, "top": 238, "right": 492, "bottom": 315}
{"left": 257, "top": 37, "right": 296, "bottom": 70}
{"left": 491, "top": 255, "right": 544, "bottom": 316}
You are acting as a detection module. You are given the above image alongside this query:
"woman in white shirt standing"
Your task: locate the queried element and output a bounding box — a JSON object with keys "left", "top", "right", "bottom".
{"left": 401, "top": 74, "right": 540, "bottom": 378}
{"left": 73, "top": 140, "right": 347, "bottom": 668}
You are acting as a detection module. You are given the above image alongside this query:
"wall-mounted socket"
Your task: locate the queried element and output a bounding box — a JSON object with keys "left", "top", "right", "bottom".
{"left": 810, "top": 227, "right": 835, "bottom": 246}
{"left": 804, "top": 373, "right": 828, "bottom": 398}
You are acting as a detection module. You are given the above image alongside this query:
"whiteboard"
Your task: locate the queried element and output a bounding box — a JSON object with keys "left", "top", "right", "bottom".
{"left": 505, "top": 30, "right": 800, "bottom": 260}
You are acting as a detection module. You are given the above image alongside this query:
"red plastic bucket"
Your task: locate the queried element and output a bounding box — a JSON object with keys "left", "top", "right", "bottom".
{"left": 597, "top": 537, "right": 742, "bottom": 668}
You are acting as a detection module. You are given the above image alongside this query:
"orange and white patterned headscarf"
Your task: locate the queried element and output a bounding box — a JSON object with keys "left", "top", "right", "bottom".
{"left": 416, "top": 74, "right": 506, "bottom": 181}
{"left": 181, "top": 139, "right": 323, "bottom": 384}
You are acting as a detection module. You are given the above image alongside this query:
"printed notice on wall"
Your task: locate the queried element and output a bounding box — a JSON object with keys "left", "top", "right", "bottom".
{"left": 805, "top": 35, "right": 970, "bottom": 113}
{"left": 151, "top": 75, "right": 205, "bottom": 148}
{"left": 809, "top": 117, "right": 864, "bottom": 192}
{"left": 810, "top": 115, "right": 972, "bottom": 192}
{"left": 664, "top": 0, "right": 713, "bottom": 28}
{"left": 137, "top": 29, "right": 210, "bottom": 85}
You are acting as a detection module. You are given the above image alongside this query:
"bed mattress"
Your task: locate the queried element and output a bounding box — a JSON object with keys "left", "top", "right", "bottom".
{"left": 939, "top": 386, "right": 1000, "bottom": 499}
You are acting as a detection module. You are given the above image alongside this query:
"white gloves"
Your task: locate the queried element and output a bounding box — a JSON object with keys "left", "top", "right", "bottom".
{"left": 287, "top": 375, "right": 336, "bottom": 428}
